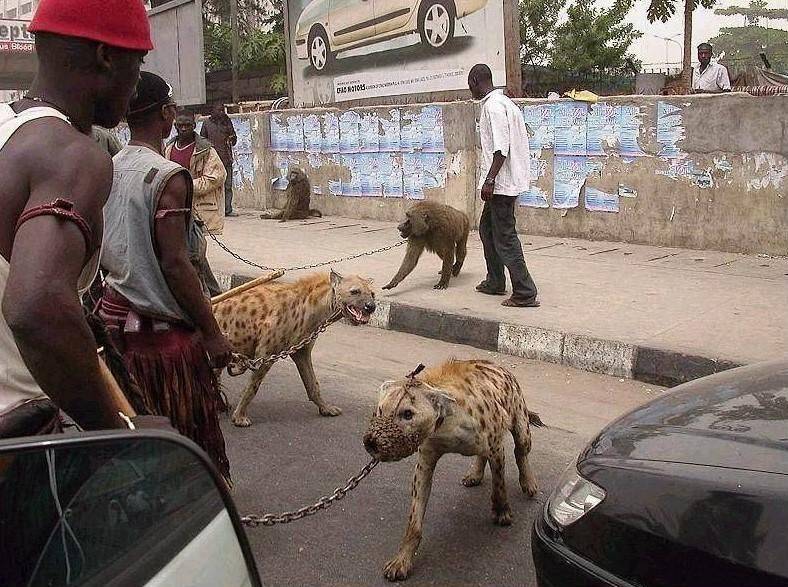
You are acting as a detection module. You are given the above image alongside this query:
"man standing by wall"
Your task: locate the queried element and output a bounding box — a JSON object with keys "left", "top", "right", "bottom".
{"left": 468, "top": 63, "right": 539, "bottom": 308}
{"left": 166, "top": 110, "right": 227, "bottom": 234}
{"left": 98, "top": 72, "right": 233, "bottom": 481}
{"left": 693, "top": 42, "right": 731, "bottom": 94}
{"left": 201, "top": 102, "right": 238, "bottom": 216}
{"left": 0, "top": 0, "right": 153, "bottom": 438}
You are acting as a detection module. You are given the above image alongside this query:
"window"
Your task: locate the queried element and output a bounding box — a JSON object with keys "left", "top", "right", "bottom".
{"left": 20, "top": 2, "right": 31, "bottom": 14}
{"left": 6, "top": 8, "right": 16, "bottom": 17}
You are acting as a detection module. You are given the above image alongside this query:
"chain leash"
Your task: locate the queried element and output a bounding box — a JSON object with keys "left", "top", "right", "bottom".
{"left": 202, "top": 220, "right": 406, "bottom": 272}
{"left": 241, "top": 459, "right": 379, "bottom": 527}
{"left": 226, "top": 310, "right": 342, "bottom": 376}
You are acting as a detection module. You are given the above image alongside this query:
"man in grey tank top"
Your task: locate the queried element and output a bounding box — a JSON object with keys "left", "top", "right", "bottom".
{"left": 98, "top": 72, "right": 234, "bottom": 481}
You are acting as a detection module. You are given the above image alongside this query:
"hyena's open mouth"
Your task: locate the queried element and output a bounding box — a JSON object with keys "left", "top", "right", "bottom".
{"left": 343, "top": 303, "right": 373, "bottom": 325}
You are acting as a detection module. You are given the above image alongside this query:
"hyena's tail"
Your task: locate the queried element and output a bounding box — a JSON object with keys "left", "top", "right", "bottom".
{"left": 528, "top": 412, "right": 546, "bottom": 428}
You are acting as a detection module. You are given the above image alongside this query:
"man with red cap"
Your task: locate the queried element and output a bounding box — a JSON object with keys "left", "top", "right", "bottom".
{"left": 0, "top": 0, "right": 153, "bottom": 438}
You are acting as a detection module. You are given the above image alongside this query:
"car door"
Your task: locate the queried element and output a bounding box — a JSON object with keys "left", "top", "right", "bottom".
{"left": 372, "top": 0, "right": 415, "bottom": 36}
{"left": 329, "top": 0, "right": 376, "bottom": 48}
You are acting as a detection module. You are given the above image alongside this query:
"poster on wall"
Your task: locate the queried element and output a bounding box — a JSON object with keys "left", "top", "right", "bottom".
{"left": 287, "top": 0, "right": 507, "bottom": 105}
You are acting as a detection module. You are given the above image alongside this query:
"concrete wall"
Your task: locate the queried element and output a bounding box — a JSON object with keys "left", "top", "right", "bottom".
{"left": 230, "top": 93, "right": 788, "bottom": 255}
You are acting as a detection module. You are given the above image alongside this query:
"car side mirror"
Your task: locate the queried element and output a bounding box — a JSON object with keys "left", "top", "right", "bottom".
{"left": 0, "top": 430, "right": 262, "bottom": 587}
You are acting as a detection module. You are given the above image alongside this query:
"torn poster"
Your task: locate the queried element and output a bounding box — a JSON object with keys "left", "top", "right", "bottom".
{"left": 400, "top": 110, "right": 423, "bottom": 152}
{"left": 321, "top": 113, "right": 340, "bottom": 153}
{"left": 231, "top": 117, "right": 254, "bottom": 187}
{"left": 521, "top": 104, "right": 555, "bottom": 150}
{"left": 360, "top": 112, "right": 380, "bottom": 153}
{"left": 618, "top": 184, "right": 637, "bottom": 198}
{"left": 379, "top": 153, "right": 404, "bottom": 198}
{"left": 272, "top": 153, "right": 289, "bottom": 190}
{"left": 553, "top": 156, "right": 588, "bottom": 208}
{"left": 270, "top": 113, "right": 288, "bottom": 151}
{"left": 421, "top": 153, "right": 447, "bottom": 190}
{"left": 285, "top": 114, "right": 304, "bottom": 152}
{"left": 586, "top": 103, "right": 616, "bottom": 156}
{"left": 419, "top": 106, "right": 445, "bottom": 153}
{"left": 340, "top": 154, "right": 363, "bottom": 196}
{"left": 518, "top": 154, "right": 549, "bottom": 208}
{"left": 339, "top": 111, "right": 361, "bottom": 153}
{"left": 614, "top": 105, "right": 647, "bottom": 159}
{"left": 380, "top": 109, "right": 401, "bottom": 152}
{"left": 584, "top": 187, "right": 619, "bottom": 213}
{"left": 656, "top": 101, "right": 685, "bottom": 159}
{"left": 553, "top": 103, "right": 587, "bottom": 157}
{"left": 303, "top": 114, "right": 322, "bottom": 153}
{"left": 403, "top": 152, "right": 424, "bottom": 199}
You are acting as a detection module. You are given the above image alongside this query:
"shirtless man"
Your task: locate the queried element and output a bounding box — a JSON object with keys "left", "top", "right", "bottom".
{"left": 0, "top": 0, "right": 152, "bottom": 437}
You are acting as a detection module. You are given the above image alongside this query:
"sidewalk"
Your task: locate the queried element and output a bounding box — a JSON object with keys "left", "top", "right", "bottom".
{"left": 207, "top": 210, "right": 788, "bottom": 387}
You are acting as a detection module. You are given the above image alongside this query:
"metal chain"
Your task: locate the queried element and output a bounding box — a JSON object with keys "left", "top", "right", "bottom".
{"left": 227, "top": 310, "right": 342, "bottom": 376}
{"left": 203, "top": 222, "right": 407, "bottom": 272}
{"left": 241, "top": 459, "right": 379, "bottom": 527}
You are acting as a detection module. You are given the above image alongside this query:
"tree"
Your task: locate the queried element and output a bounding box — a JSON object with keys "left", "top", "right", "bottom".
{"left": 709, "top": 25, "right": 788, "bottom": 71}
{"left": 520, "top": 0, "right": 568, "bottom": 66}
{"left": 202, "top": 0, "right": 287, "bottom": 94}
{"left": 715, "top": 0, "right": 788, "bottom": 26}
{"left": 647, "top": 0, "right": 718, "bottom": 89}
{"left": 549, "top": 0, "right": 642, "bottom": 73}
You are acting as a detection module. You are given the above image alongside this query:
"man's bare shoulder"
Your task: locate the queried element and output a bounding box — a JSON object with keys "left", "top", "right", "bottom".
{"left": 14, "top": 118, "right": 112, "bottom": 180}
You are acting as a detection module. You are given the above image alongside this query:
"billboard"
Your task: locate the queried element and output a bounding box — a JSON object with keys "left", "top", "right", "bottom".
{"left": 0, "top": 19, "right": 34, "bottom": 54}
{"left": 287, "top": 0, "right": 507, "bottom": 105}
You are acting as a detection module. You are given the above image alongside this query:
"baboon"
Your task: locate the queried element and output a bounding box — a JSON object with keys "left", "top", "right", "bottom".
{"left": 260, "top": 167, "right": 322, "bottom": 221}
{"left": 383, "top": 201, "right": 470, "bottom": 290}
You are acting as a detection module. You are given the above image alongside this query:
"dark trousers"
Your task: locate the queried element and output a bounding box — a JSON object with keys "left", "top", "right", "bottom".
{"left": 479, "top": 195, "right": 538, "bottom": 301}
{"left": 224, "top": 162, "right": 234, "bottom": 215}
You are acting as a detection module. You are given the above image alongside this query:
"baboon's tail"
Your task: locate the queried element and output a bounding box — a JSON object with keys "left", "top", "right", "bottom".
{"left": 528, "top": 412, "right": 545, "bottom": 428}
{"left": 309, "top": 209, "right": 323, "bottom": 218}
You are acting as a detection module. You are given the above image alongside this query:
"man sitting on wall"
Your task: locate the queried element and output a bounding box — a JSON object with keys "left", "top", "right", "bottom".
{"left": 692, "top": 42, "right": 731, "bottom": 94}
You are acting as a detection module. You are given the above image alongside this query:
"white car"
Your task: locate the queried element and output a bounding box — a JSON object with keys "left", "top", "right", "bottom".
{"left": 295, "top": 0, "right": 488, "bottom": 72}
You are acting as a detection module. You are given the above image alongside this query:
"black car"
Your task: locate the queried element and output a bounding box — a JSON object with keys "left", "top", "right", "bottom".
{"left": 533, "top": 359, "right": 788, "bottom": 587}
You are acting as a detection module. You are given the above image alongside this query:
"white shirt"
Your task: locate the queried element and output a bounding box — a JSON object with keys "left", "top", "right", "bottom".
{"left": 478, "top": 89, "right": 530, "bottom": 196}
{"left": 693, "top": 62, "right": 731, "bottom": 93}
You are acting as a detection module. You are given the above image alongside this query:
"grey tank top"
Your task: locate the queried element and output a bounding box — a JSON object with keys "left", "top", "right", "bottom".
{"left": 101, "top": 145, "right": 195, "bottom": 325}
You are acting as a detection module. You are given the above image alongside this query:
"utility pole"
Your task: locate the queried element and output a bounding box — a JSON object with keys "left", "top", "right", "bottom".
{"left": 231, "top": 0, "right": 240, "bottom": 104}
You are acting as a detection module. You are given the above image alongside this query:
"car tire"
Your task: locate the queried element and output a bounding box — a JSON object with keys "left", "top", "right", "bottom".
{"left": 308, "top": 28, "right": 334, "bottom": 72}
{"left": 418, "top": 0, "right": 455, "bottom": 50}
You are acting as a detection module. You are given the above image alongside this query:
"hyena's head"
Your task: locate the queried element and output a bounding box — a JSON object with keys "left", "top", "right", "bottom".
{"left": 363, "top": 376, "right": 455, "bottom": 462}
{"left": 330, "top": 270, "right": 376, "bottom": 326}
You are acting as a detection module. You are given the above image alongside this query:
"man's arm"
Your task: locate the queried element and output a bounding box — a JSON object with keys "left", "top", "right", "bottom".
{"left": 154, "top": 172, "right": 232, "bottom": 368}
{"left": 192, "top": 148, "right": 228, "bottom": 197}
{"left": 3, "top": 138, "right": 131, "bottom": 429}
{"left": 719, "top": 65, "right": 732, "bottom": 92}
{"left": 481, "top": 102, "right": 510, "bottom": 200}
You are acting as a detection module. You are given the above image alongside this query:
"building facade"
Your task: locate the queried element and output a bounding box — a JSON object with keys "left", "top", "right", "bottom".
{"left": 1, "top": 0, "right": 38, "bottom": 20}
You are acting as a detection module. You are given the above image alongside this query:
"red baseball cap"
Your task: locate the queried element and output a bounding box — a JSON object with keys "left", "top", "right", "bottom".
{"left": 29, "top": 0, "right": 154, "bottom": 51}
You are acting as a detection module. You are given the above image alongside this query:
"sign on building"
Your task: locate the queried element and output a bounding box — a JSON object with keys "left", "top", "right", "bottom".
{"left": 286, "top": 0, "right": 509, "bottom": 106}
{"left": 0, "top": 18, "right": 34, "bottom": 53}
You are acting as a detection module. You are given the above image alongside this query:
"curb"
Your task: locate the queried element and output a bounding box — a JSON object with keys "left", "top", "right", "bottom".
{"left": 216, "top": 271, "right": 743, "bottom": 388}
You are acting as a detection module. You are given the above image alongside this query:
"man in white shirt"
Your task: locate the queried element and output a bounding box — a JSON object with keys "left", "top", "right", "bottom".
{"left": 469, "top": 64, "right": 539, "bottom": 307}
{"left": 693, "top": 43, "right": 731, "bottom": 94}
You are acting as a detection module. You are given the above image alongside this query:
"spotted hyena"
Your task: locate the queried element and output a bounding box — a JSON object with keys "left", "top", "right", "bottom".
{"left": 214, "top": 270, "right": 376, "bottom": 427}
{"left": 363, "top": 359, "right": 543, "bottom": 581}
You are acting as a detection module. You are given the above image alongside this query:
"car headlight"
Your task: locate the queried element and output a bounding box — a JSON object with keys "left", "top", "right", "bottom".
{"left": 547, "top": 464, "right": 606, "bottom": 528}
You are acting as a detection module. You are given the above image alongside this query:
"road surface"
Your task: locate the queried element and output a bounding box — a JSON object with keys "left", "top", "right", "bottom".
{"left": 220, "top": 324, "right": 662, "bottom": 587}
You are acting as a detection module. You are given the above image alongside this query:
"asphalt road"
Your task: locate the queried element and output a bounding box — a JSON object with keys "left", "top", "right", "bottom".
{"left": 220, "top": 325, "right": 662, "bottom": 587}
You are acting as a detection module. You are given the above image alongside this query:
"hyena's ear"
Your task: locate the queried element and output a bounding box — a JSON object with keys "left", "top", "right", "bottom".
{"left": 330, "top": 269, "right": 343, "bottom": 288}
{"left": 424, "top": 388, "right": 456, "bottom": 424}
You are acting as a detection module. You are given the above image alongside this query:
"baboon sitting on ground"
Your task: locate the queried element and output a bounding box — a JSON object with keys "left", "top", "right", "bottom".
{"left": 260, "top": 167, "right": 322, "bottom": 221}
{"left": 383, "top": 201, "right": 470, "bottom": 290}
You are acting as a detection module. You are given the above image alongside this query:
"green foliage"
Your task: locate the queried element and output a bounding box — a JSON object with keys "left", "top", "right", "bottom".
{"left": 715, "top": 0, "right": 788, "bottom": 25}
{"left": 549, "top": 0, "right": 642, "bottom": 72}
{"left": 709, "top": 25, "right": 788, "bottom": 71}
{"left": 647, "top": 0, "right": 716, "bottom": 23}
{"left": 519, "top": 0, "right": 568, "bottom": 66}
